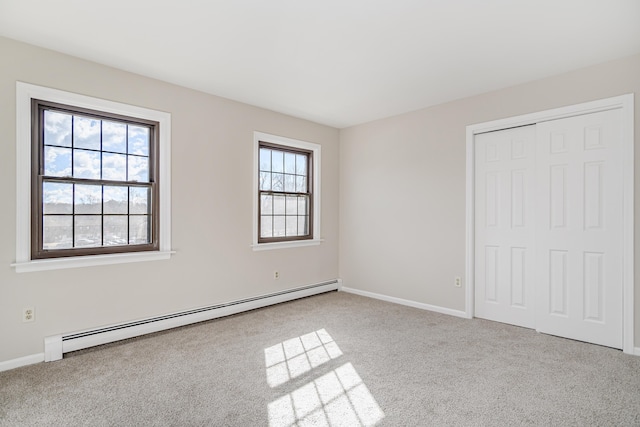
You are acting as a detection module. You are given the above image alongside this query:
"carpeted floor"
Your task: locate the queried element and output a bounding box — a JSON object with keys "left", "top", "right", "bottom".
{"left": 1, "top": 291, "right": 639, "bottom": 426}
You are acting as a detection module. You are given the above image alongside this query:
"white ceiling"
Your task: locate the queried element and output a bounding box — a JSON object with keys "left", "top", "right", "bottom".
{"left": 1, "top": 1, "right": 639, "bottom": 128}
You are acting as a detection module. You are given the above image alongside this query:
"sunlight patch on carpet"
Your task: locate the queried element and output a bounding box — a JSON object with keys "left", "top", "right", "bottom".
{"left": 265, "top": 330, "right": 384, "bottom": 426}
{"left": 268, "top": 362, "right": 384, "bottom": 427}
{"left": 265, "top": 329, "right": 343, "bottom": 388}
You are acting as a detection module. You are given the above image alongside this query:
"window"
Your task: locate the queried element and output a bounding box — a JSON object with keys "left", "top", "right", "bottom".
{"left": 258, "top": 143, "right": 312, "bottom": 242}
{"left": 253, "top": 132, "right": 321, "bottom": 250}
{"left": 32, "top": 100, "right": 158, "bottom": 259}
{"left": 14, "top": 82, "right": 172, "bottom": 272}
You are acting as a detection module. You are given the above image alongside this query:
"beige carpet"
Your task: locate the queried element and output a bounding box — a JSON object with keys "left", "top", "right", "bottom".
{"left": 1, "top": 291, "right": 640, "bottom": 426}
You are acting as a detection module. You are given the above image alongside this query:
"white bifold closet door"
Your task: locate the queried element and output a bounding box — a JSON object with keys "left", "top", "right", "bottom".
{"left": 475, "top": 109, "right": 623, "bottom": 349}
{"left": 475, "top": 125, "right": 536, "bottom": 329}
{"left": 535, "top": 110, "right": 623, "bottom": 349}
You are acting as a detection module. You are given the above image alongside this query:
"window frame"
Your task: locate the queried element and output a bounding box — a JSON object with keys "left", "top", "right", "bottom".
{"left": 253, "top": 132, "right": 321, "bottom": 251}
{"left": 257, "top": 141, "right": 313, "bottom": 244}
{"left": 31, "top": 99, "right": 160, "bottom": 259}
{"left": 13, "top": 82, "right": 173, "bottom": 272}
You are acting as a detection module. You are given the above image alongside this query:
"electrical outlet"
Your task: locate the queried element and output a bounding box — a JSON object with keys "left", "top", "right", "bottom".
{"left": 23, "top": 307, "right": 35, "bottom": 323}
{"left": 274, "top": 271, "right": 280, "bottom": 280}
{"left": 455, "top": 277, "right": 462, "bottom": 288}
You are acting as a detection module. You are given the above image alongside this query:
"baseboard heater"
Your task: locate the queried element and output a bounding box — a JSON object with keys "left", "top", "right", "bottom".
{"left": 44, "top": 279, "right": 340, "bottom": 362}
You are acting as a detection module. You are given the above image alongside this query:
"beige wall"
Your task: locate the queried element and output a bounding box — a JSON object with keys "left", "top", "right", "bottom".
{"left": 339, "top": 53, "right": 640, "bottom": 346}
{"left": 0, "top": 37, "right": 340, "bottom": 363}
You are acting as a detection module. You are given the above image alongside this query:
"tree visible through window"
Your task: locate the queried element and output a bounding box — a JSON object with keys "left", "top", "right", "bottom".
{"left": 32, "top": 100, "right": 159, "bottom": 259}
{"left": 258, "top": 142, "right": 312, "bottom": 242}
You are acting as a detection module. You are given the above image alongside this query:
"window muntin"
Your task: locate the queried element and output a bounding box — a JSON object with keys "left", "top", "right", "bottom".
{"left": 32, "top": 100, "right": 159, "bottom": 259}
{"left": 258, "top": 142, "right": 312, "bottom": 242}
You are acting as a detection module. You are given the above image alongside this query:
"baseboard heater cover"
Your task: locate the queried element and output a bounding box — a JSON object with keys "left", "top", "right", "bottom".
{"left": 44, "top": 280, "right": 340, "bottom": 362}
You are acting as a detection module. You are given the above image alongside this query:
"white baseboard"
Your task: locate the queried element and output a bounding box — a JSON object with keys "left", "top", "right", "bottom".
{"left": 0, "top": 353, "right": 44, "bottom": 372}
{"left": 342, "top": 287, "right": 640, "bottom": 356}
{"left": 340, "top": 287, "right": 467, "bottom": 318}
{"left": 44, "top": 280, "right": 340, "bottom": 362}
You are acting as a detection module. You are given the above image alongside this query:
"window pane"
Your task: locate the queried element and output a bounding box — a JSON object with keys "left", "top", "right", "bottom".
{"left": 284, "top": 152, "right": 296, "bottom": 174}
{"left": 43, "top": 182, "right": 72, "bottom": 214}
{"left": 273, "top": 216, "right": 285, "bottom": 237}
{"left": 103, "top": 152, "right": 127, "bottom": 181}
{"left": 259, "top": 148, "right": 271, "bottom": 171}
{"left": 296, "top": 176, "right": 307, "bottom": 193}
{"left": 296, "top": 154, "right": 307, "bottom": 175}
{"left": 273, "top": 195, "right": 285, "bottom": 215}
{"left": 44, "top": 146, "right": 72, "bottom": 177}
{"left": 128, "top": 125, "right": 149, "bottom": 156}
{"left": 129, "top": 216, "right": 149, "bottom": 244}
{"left": 286, "top": 216, "right": 298, "bottom": 236}
{"left": 104, "top": 216, "right": 128, "bottom": 246}
{"left": 261, "top": 194, "right": 273, "bottom": 215}
{"left": 286, "top": 196, "right": 297, "bottom": 215}
{"left": 128, "top": 155, "right": 149, "bottom": 182}
{"left": 284, "top": 175, "right": 295, "bottom": 192}
{"left": 130, "top": 187, "right": 149, "bottom": 214}
{"left": 73, "top": 116, "right": 101, "bottom": 150}
{"left": 102, "top": 121, "right": 126, "bottom": 153}
{"left": 35, "top": 101, "right": 159, "bottom": 258}
{"left": 298, "top": 216, "right": 308, "bottom": 235}
{"left": 259, "top": 172, "right": 272, "bottom": 191}
{"left": 297, "top": 196, "right": 308, "bottom": 216}
{"left": 44, "top": 110, "right": 72, "bottom": 147}
{"left": 104, "top": 186, "right": 128, "bottom": 214}
{"left": 73, "top": 149, "right": 101, "bottom": 179}
{"left": 272, "top": 173, "right": 284, "bottom": 191}
{"left": 75, "top": 184, "right": 102, "bottom": 214}
{"left": 260, "top": 216, "right": 273, "bottom": 238}
{"left": 43, "top": 216, "right": 72, "bottom": 249}
{"left": 272, "top": 150, "right": 284, "bottom": 173}
{"left": 75, "top": 215, "right": 102, "bottom": 247}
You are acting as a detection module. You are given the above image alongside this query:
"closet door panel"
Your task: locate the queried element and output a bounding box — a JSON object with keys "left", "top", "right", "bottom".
{"left": 475, "top": 125, "right": 536, "bottom": 328}
{"left": 535, "top": 109, "right": 623, "bottom": 349}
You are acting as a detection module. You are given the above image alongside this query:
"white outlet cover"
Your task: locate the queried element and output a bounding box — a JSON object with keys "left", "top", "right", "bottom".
{"left": 23, "top": 307, "right": 35, "bottom": 322}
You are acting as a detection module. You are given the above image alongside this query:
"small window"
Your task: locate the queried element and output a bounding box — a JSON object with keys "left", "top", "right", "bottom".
{"left": 258, "top": 142, "right": 312, "bottom": 243}
{"left": 253, "top": 132, "right": 321, "bottom": 250}
{"left": 31, "top": 100, "right": 159, "bottom": 259}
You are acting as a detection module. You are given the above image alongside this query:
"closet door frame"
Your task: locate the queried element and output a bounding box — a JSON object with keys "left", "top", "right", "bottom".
{"left": 465, "top": 94, "right": 635, "bottom": 355}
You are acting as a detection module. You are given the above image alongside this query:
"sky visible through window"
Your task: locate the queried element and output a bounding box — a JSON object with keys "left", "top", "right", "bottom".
{"left": 40, "top": 108, "right": 152, "bottom": 250}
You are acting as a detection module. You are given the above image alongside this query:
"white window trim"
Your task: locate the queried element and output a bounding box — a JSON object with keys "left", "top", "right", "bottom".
{"left": 12, "top": 82, "right": 173, "bottom": 273}
{"left": 252, "top": 131, "right": 322, "bottom": 251}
